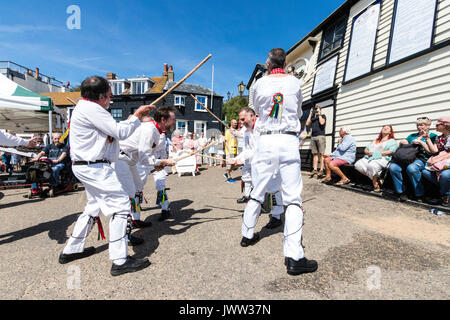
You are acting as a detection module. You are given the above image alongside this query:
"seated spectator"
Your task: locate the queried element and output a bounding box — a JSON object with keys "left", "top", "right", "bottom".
{"left": 422, "top": 116, "right": 450, "bottom": 207}
{"left": 389, "top": 117, "right": 437, "bottom": 202}
{"left": 321, "top": 127, "right": 356, "bottom": 185}
{"left": 354, "top": 125, "right": 398, "bottom": 192}
{"left": 31, "top": 133, "right": 69, "bottom": 189}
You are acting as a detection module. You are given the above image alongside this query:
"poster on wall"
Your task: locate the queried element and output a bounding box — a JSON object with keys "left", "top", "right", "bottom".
{"left": 312, "top": 55, "right": 338, "bottom": 95}
{"left": 388, "top": 0, "right": 437, "bottom": 64}
{"left": 344, "top": 2, "right": 381, "bottom": 82}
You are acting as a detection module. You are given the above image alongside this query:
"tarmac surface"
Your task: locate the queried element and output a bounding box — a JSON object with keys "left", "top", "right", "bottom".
{"left": 0, "top": 166, "right": 449, "bottom": 300}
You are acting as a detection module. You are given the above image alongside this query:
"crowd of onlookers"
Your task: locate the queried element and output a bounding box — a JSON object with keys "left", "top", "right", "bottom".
{"left": 307, "top": 113, "right": 449, "bottom": 207}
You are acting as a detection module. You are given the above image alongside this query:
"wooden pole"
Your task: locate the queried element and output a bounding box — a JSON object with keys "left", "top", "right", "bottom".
{"left": 66, "top": 97, "right": 77, "bottom": 105}
{"left": 173, "top": 141, "right": 218, "bottom": 163}
{"left": 190, "top": 94, "right": 230, "bottom": 130}
{"left": 151, "top": 54, "right": 212, "bottom": 106}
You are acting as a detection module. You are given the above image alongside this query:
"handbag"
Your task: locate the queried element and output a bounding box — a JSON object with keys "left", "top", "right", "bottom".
{"left": 391, "top": 144, "right": 420, "bottom": 166}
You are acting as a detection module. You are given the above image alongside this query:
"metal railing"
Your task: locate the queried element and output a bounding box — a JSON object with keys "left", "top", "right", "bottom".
{"left": 0, "top": 61, "right": 64, "bottom": 87}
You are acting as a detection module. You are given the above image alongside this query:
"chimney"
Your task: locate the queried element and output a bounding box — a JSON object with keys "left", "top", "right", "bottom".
{"left": 163, "top": 63, "right": 169, "bottom": 77}
{"left": 107, "top": 72, "right": 117, "bottom": 80}
{"left": 168, "top": 65, "right": 174, "bottom": 82}
{"left": 35, "top": 67, "right": 40, "bottom": 79}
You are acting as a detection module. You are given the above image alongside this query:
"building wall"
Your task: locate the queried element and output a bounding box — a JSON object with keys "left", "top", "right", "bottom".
{"left": 7, "top": 72, "right": 62, "bottom": 93}
{"left": 334, "top": 0, "right": 450, "bottom": 147}
{"left": 111, "top": 93, "right": 224, "bottom": 136}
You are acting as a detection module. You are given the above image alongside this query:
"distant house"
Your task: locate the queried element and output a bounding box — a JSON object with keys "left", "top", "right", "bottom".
{"left": 108, "top": 64, "right": 224, "bottom": 137}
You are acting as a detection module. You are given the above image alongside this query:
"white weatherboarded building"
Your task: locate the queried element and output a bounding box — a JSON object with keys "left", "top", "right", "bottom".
{"left": 281, "top": 0, "right": 450, "bottom": 169}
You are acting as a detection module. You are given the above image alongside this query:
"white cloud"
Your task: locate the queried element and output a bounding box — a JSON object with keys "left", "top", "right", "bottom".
{"left": 0, "top": 25, "right": 59, "bottom": 33}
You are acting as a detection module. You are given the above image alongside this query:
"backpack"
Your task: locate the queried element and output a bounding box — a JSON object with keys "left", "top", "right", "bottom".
{"left": 391, "top": 144, "right": 420, "bottom": 166}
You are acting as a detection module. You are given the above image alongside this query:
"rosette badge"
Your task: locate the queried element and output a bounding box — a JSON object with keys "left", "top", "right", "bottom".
{"left": 270, "top": 93, "right": 284, "bottom": 119}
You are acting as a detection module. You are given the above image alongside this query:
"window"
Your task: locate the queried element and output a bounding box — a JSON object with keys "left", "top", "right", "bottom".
{"left": 194, "top": 121, "right": 207, "bottom": 137}
{"left": 194, "top": 95, "right": 208, "bottom": 112}
{"left": 174, "top": 95, "right": 185, "bottom": 107}
{"left": 111, "top": 109, "right": 122, "bottom": 122}
{"left": 111, "top": 82, "right": 123, "bottom": 95}
{"left": 132, "top": 81, "right": 147, "bottom": 94}
{"left": 319, "top": 17, "right": 347, "bottom": 60}
{"left": 176, "top": 120, "right": 188, "bottom": 136}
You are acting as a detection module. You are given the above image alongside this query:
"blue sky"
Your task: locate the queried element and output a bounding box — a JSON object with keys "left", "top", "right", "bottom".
{"left": 0, "top": 0, "right": 345, "bottom": 98}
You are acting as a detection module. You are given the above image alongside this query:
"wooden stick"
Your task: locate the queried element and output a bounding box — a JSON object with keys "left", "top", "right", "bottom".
{"left": 190, "top": 94, "right": 230, "bottom": 129}
{"left": 151, "top": 54, "right": 212, "bottom": 106}
{"left": 201, "top": 154, "right": 223, "bottom": 161}
{"left": 303, "top": 66, "right": 322, "bottom": 84}
{"left": 173, "top": 141, "right": 218, "bottom": 163}
{"left": 66, "top": 97, "right": 78, "bottom": 105}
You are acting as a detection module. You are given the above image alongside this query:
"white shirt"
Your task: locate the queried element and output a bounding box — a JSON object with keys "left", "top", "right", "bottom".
{"left": 0, "top": 131, "right": 28, "bottom": 147}
{"left": 251, "top": 75, "right": 303, "bottom": 134}
{"left": 119, "top": 122, "right": 161, "bottom": 167}
{"left": 235, "top": 126, "right": 256, "bottom": 165}
{"left": 69, "top": 99, "right": 141, "bottom": 162}
{"left": 152, "top": 132, "right": 168, "bottom": 160}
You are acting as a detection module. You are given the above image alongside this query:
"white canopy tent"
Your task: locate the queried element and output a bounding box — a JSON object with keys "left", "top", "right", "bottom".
{"left": 0, "top": 73, "right": 65, "bottom": 134}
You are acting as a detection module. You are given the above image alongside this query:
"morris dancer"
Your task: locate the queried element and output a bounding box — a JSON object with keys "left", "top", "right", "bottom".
{"left": 58, "top": 76, "right": 153, "bottom": 277}
{"left": 227, "top": 107, "right": 284, "bottom": 229}
{"left": 114, "top": 108, "right": 176, "bottom": 237}
{"left": 241, "top": 48, "right": 317, "bottom": 276}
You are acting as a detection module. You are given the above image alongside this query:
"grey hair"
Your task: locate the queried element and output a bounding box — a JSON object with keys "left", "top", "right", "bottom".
{"left": 341, "top": 127, "right": 352, "bottom": 135}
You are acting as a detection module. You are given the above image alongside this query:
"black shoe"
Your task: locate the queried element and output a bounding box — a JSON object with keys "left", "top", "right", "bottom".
{"left": 264, "top": 216, "right": 282, "bottom": 229}
{"left": 286, "top": 257, "right": 318, "bottom": 276}
{"left": 59, "top": 247, "right": 96, "bottom": 264}
{"left": 396, "top": 193, "right": 408, "bottom": 202}
{"left": 128, "top": 235, "right": 144, "bottom": 246}
{"left": 133, "top": 220, "right": 152, "bottom": 229}
{"left": 240, "top": 232, "right": 260, "bottom": 247}
{"left": 110, "top": 256, "right": 151, "bottom": 277}
{"left": 412, "top": 195, "right": 424, "bottom": 203}
{"left": 0, "top": 192, "right": 4, "bottom": 201}
{"left": 237, "top": 196, "right": 249, "bottom": 204}
{"left": 158, "top": 210, "right": 171, "bottom": 222}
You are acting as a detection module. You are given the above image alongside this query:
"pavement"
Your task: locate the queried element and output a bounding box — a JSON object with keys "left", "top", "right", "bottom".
{"left": 0, "top": 166, "right": 449, "bottom": 300}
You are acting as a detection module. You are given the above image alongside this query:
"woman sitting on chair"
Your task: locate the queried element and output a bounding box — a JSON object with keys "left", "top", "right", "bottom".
{"left": 354, "top": 125, "right": 398, "bottom": 192}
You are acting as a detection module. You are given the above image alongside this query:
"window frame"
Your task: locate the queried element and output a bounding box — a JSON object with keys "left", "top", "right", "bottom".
{"left": 111, "top": 108, "right": 123, "bottom": 122}
{"left": 176, "top": 120, "right": 188, "bottom": 136}
{"left": 194, "top": 120, "right": 207, "bottom": 137}
{"left": 194, "top": 95, "right": 208, "bottom": 112}
{"left": 174, "top": 95, "right": 186, "bottom": 107}
{"left": 318, "top": 15, "right": 348, "bottom": 62}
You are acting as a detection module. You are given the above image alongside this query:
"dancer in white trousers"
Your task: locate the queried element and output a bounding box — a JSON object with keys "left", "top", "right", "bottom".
{"left": 228, "top": 107, "right": 284, "bottom": 229}
{"left": 58, "top": 76, "right": 153, "bottom": 277}
{"left": 114, "top": 108, "right": 176, "bottom": 234}
{"left": 241, "top": 48, "right": 317, "bottom": 276}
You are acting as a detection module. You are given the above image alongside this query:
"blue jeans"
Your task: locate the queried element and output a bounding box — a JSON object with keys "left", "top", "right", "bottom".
{"left": 422, "top": 169, "right": 450, "bottom": 196}
{"left": 389, "top": 159, "right": 425, "bottom": 196}
{"left": 50, "top": 163, "right": 65, "bottom": 187}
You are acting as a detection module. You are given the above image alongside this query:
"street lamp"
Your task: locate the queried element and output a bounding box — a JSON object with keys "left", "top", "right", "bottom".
{"left": 227, "top": 91, "right": 231, "bottom": 101}
{"left": 238, "top": 81, "right": 245, "bottom": 97}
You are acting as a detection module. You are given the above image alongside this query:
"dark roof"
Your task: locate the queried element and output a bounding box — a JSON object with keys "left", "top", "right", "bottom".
{"left": 246, "top": 64, "right": 267, "bottom": 90}
{"left": 287, "top": 0, "right": 358, "bottom": 54}
{"left": 164, "top": 81, "right": 222, "bottom": 97}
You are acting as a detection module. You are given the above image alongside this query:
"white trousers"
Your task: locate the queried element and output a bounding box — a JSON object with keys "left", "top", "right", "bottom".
{"left": 113, "top": 159, "right": 141, "bottom": 220}
{"left": 63, "top": 163, "right": 131, "bottom": 265}
{"left": 354, "top": 157, "right": 389, "bottom": 179}
{"left": 242, "top": 134, "right": 304, "bottom": 260}
{"left": 153, "top": 169, "right": 170, "bottom": 211}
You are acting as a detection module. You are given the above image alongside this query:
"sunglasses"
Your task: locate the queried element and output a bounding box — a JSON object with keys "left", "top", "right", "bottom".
{"left": 417, "top": 117, "right": 430, "bottom": 121}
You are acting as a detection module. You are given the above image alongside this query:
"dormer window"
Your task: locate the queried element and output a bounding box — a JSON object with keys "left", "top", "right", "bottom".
{"left": 132, "top": 81, "right": 147, "bottom": 95}
{"left": 111, "top": 82, "right": 124, "bottom": 95}
{"left": 194, "top": 95, "right": 208, "bottom": 112}
{"left": 174, "top": 95, "right": 185, "bottom": 107}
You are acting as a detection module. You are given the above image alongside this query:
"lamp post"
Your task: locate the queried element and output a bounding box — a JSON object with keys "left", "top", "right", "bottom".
{"left": 238, "top": 81, "right": 245, "bottom": 97}
{"left": 227, "top": 91, "right": 231, "bottom": 101}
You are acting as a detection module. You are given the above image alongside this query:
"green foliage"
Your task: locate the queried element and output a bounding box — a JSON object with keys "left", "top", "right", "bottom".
{"left": 222, "top": 96, "right": 248, "bottom": 124}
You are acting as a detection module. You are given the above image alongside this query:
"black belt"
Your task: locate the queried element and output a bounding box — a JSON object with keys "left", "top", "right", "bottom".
{"left": 72, "top": 159, "right": 110, "bottom": 166}
{"left": 260, "top": 130, "right": 299, "bottom": 137}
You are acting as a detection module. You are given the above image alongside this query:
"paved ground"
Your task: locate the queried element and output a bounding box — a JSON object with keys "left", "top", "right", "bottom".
{"left": 0, "top": 166, "right": 449, "bottom": 300}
